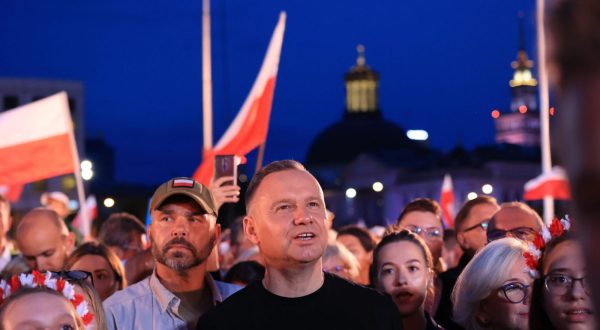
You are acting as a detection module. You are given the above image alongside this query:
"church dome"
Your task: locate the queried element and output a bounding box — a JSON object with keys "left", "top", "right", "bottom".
{"left": 306, "top": 45, "right": 434, "bottom": 171}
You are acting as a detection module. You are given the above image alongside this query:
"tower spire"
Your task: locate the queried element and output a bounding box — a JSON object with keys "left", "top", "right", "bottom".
{"left": 356, "top": 44, "right": 366, "bottom": 66}
{"left": 518, "top": 11, "right": 526, "bottom": 51}
{"left": 344, "top": 44, "right": 379, "bottom": 114}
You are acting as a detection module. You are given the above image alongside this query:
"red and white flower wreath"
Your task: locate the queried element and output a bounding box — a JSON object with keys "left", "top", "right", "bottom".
{"left": 0, "top": 270, "right": 94, "bottom": 326}
{"left": 523, "top": 215, "right": 571, "bottom": 278}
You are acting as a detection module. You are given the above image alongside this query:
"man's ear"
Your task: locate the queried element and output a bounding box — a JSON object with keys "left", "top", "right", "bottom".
{"left": 244, "top": 216, "right": 259, "bottom": 245}
{"left": 65, "top": 231, "right": 76, "bottom": 253}
{"left": 214, "top": 223, "right": 222, "bottom": 244}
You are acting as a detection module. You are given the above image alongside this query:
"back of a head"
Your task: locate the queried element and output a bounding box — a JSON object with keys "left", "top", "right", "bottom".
{"left": 224, "top": 261, "right": 265, "bottom": 286}
{"left": 336, "top": 225, "right": 376, "bottom": 253}
{"left": 397, "top": 198, "right": 443, "bottom": 226}
{"left": 98, "top": 212, "right": 146, "bottom": 250}
{"left": 454, "top": 196, "right": 498, "bottom": 231}
{"left": 452, "top": 237, "right": 528, "bottom": 329}
{"left": 245, "top": 159, "right": 306, "bottom": 212}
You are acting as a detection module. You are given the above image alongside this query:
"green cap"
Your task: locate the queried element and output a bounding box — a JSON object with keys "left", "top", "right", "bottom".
{"left": 149, "top": 177, "right": 217, "bottom": 216}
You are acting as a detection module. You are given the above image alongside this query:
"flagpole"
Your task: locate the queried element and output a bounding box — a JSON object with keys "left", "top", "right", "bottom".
{"left": 255, "top": 143, "right": 266, "bottom": 174}
{"left": 202, "top": 0, "right": 213, "bottom": 151}
{"left": 536, "top": 0, "right": 553, "bottom": 225}
{"left": 61, "top": 93, "right": 89, "bottom": 240}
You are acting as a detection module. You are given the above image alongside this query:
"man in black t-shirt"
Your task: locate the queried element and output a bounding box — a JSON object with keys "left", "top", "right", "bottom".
{"left": 198, "top": 160, "right": 402, "bottom": 330}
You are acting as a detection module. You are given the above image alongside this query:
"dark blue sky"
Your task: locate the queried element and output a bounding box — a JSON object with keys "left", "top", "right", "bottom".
{"left": 0, "top": 1, "right": 537, "bottom": 185}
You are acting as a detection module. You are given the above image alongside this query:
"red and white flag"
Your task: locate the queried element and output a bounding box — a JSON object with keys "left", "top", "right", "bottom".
{"left": 440, "top": 174, "right": 455, "bottom": 228}
{"left": 193, "top": 12, "right": 287, "bottom": 185}
{"left": 72, "top": 195, "right": 97, "bottom": 240}
{"left": 0, "top": 92, "right": 76, "bottom": 185}
{"left": 524, "top": 166, "right": 571, "bottom": 200}
{"left": 0, "top": 184, "right": 24, "bottom": 202}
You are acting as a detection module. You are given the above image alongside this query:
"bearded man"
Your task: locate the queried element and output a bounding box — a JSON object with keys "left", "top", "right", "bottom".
{"left": 104, "top": 177, "right": 239, "bottom": 330}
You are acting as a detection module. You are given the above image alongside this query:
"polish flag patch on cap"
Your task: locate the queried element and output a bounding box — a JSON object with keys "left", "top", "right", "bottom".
{"left": 172, "top": 178, "right": 195, "bottom": 188}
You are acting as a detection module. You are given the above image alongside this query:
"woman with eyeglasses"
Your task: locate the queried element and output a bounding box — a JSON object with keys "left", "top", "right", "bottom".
{"left": 452, "top": 237, "right": 533, "bottom": 330}
{"left": 322, "top": 242, "right": 360, "bottom": 282}
{"left": 371, "top": 229, "right": 443, "bottom": 329}
{"left": 65, "top": 241, "right": 127, "bottom": 301}
{"left": 529, "top": 233, "right": 596, "bottom": 330}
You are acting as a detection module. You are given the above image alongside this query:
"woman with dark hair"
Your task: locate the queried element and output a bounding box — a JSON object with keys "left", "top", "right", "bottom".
{"left": 529, "top": 232, "right": 596, "bottom": 330}
{"left": 66, "top": 241, "right": 127, "bottom": 300}
{"left": 371, "top": 229, "right": 443, "bottom": 329}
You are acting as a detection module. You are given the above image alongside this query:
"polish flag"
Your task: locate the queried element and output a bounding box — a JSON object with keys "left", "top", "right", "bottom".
{"left": 193, "top": 12, "right": 287, "bottom": 185}
{"left": 440, "top": 174, "right": 455, "bottom": 228}
{"left": 524, "top": 166, "right": 571, "bottom": 200}
{"left": 72, "top": 195, "right": 97, "bottom": 241}
{"left": 0, "top": 92, "right": 76, "bottom": 185}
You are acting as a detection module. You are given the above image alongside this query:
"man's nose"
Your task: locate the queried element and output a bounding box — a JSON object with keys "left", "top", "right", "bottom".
{"left": 294, "top": 206, "right": 314, "bottom": 225}
{"left": 171, "top": 216, "right": 189, "bottom": 237}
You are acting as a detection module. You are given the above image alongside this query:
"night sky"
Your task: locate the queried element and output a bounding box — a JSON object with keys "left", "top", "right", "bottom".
{"left": 0, "top": 1, "right": 537, "bottom": 186}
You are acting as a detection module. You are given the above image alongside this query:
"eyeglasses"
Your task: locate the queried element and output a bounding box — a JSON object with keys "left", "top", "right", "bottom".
{"left": 51, "top": 270, "right": 94, "bottom": 286}
{"left": 404, "top": 225, "right": 442, "bottom": 240}
{"left": 499, "top": 281, "right": 531, "bottom": 304}
{"left": 487, "top": 227, "right": 537, "bottom": 243}
{"left": 461, "top": 219, "right": 489, "bottom": 233}
{"left": 544, "top": 274, "right": 591, "bottom": 296}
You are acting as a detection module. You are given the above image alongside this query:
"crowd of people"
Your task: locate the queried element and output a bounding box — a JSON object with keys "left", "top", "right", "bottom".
{"left": 0, "top": 158, "right": 596, "bottom": 330}
{"left": 1, "top": 0, "right": 600, "bottom": 329}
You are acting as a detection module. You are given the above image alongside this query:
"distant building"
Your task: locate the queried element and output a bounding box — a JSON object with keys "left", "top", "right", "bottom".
{"left": 493, "top": 44, "right": 541, "bottom": 146}
{"left": 306, "top": 45, "right": 546, "bottom": 228}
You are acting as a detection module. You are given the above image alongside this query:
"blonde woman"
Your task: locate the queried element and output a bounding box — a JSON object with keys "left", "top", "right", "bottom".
{"left": 452, "top": 237, "right": 534, "bottom": 330}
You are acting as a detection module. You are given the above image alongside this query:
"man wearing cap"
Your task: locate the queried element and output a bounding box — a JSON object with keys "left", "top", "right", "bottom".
{"left": 103, "top": 177, "right": 239, "bottom": 330}
{"left": 197, "top": 160, "right": 402, "bottom": 329}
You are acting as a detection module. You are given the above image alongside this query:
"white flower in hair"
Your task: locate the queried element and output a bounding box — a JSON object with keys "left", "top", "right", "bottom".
{"left": 541, "top": 226, "right": 552, "bottom": 243}
{"left": 0, "top": 279, "right": 10, "bottom": 298}
{"left": 19, "top": 273, "right": 34, "bottom": 287}
{"left": 76, "top": 301, "right": 90, "bottom": 317}
{"left": 561, "top": 215, "right": 571, "bottom": 231}
{"left": 526, "top": 242, "right": 542, "bottom": 258}
{"left": 528, "top": 269, "right": 540, "bottom": 279}
{"left": 44, "top": 275, "right": 58, "bottom": 291}
{"left": 62, "top": 282, "right": 76, "bottom": 300}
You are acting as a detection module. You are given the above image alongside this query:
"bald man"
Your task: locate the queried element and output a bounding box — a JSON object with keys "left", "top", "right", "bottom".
{"left": 15, "top": 208, "right": 75, "bottom": 272}
{"left": 486, "top": 202, "right": 544, "bottom": 243}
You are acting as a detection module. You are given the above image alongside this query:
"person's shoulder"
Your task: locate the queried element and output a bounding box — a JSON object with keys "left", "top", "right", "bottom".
{"left": 214, "top": 280, "right": 241, "bottom": 300}
{"left": 325, "top": 273, "right": 388, "bottom": 301}
{"left": 197, "top": 282, "right": 261, "bottom": 329}
{"left": 215, "top": 280, "right": 261, "bottom": 307}
{"left": 103, "top": 277, "right": 153, "bottom": 309}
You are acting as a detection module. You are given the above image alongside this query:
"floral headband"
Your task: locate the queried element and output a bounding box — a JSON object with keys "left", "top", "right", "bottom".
{"left": 523, "top": 215, "right": 571, "bottom": 278}
{"left": 0, "top": 270, "right": 94, "bottom": 326}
